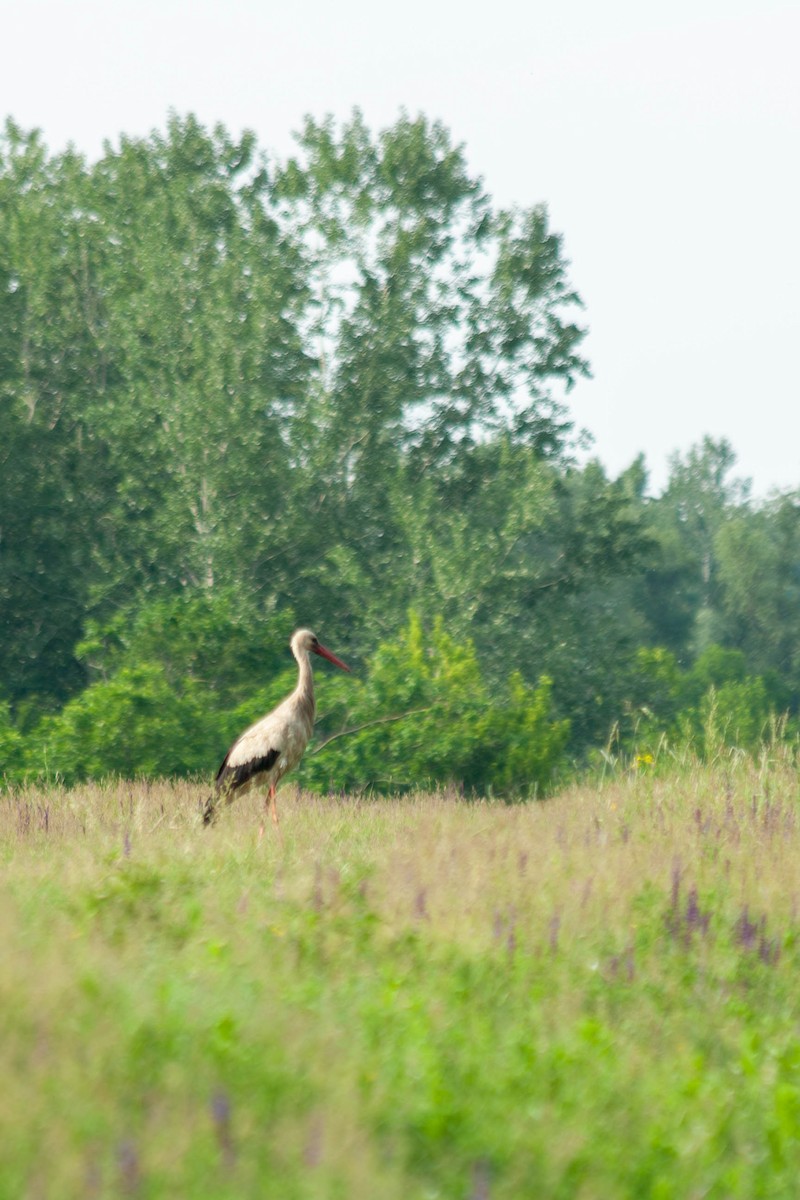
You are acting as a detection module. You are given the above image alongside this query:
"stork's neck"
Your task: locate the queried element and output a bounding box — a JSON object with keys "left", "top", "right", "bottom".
{"left": 293, "top": 648, "right": 316, "bottom": 724}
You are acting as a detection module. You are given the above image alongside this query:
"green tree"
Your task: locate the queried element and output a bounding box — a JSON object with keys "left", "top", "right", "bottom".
{"left": 637, "top": 438, "right": 750, "bottom": 657}
{"left": 5, "top": 111, "right": 686, "bottom": 778}
{"left": 77, "top": 590, "right": 293, "bottom": 709}
{"left": 32, "top": 664, "right": 219, "bottom": 783}
{"left": 1, "top": 111, "right": 592, "bottom": 717}
{"left": 715, "top": 495, "right": 800, "bottom": 703}
{"left": 0, "top": 702, "right": 26, "bottom": 780}
{"left": 23, "top": 593, "right": 299, "bottom": 784}
{"left": 303, "top": 613, "right": 569, "bottom": 797}
{"left": 81, "top": 115, "right": 312, "bottom": 608}
{"left": 268, "top": 112, "right": 590, "bottom": 628}
{"left": 377, "top": 449, "right": 652, "bottom": 751}
{"left": 0, "top": 123, "right": 118, "bottom": 706}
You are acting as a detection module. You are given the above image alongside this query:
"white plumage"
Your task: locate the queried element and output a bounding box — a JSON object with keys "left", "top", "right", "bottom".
{"left": 203, "top": 628, "right": 350, "bottom": 833}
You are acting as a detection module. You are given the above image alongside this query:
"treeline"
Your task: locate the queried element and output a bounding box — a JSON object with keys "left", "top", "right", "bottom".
{"left": 1, "top": 112, "right": 798, "bottom": 794}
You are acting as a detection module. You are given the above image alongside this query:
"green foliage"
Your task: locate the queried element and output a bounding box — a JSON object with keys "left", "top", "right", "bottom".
{"left": 0, "top": 701, "right": 27, "bottom": 780}
{"left": 3, "top": 109, "right": 800, "bottom": 779}
{"left": 9, "top": 610, "right": 567, "bottom": 795}
{"left": 33, "top": 664, "right": 218, "bottom": 782}
{"left": 303, "top": 613, "right": 569, "bottom": 797}
{"left": 682, "top": 644, "right": 748, "bottom": 708}
{"left": 695, "top": 677, "right": 776, "bottom": 756}
{"left": 0, "top": 128, "right": 109, "bottom": 706}
{"left": 715, "top": 496, "right": 800, "bottom": 698}
{"left": 16, "top": 593, "right": 300, "bottom": 785}
{"left": 619, "top": 646, "right": 684, "bottom": 744}
{"left": 0, "top": 110, "right": 594, "bottom": 723}
{"left": 77, "top": 591, "right": 292, "bottom": 709}
{"left": 631, "top": 437, "right": 749, "bottom": 657}
{"left": 479, "top": 671, "right": 569, "bottom": 795}
{"left": 615, "top": 642, "right": 789, "bottom": 762}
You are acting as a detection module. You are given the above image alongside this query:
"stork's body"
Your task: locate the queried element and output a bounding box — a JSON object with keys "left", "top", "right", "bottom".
{"left": 203, "top": 628, "right": 350, "bottom": 832}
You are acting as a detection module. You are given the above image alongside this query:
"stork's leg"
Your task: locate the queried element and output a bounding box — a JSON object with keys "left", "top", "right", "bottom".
{"left": 258, "top": 785, "right": 283, "bottom": 846}
{"left": 270, "top": 785, "right": 285, "bottom": 845}
{"left": 257, "top": 787, "right": 267, "bottom": 843}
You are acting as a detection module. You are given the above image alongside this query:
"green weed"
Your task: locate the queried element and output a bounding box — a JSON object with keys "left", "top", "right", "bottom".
{"left": 2, "top": 765, "right": 800, "bottom": 1196}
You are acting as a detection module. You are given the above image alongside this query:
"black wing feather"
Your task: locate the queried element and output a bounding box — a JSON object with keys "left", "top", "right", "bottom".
{"left": 215, "top": 747, "right": 280, "bottom": 795}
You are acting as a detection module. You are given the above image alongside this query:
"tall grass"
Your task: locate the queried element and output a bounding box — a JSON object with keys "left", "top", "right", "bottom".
{"left": 3, "top": 754, "right": 800, "bottom": 1197}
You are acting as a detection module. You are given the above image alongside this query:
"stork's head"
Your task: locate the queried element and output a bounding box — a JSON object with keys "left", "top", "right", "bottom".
{"left": 291, "top": 628, "right": 351, "bottom": 672}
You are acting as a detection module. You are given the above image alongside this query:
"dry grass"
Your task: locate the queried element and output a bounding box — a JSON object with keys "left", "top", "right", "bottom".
{"left": 2, "top": 755, "right": 800, "bottom": 1197}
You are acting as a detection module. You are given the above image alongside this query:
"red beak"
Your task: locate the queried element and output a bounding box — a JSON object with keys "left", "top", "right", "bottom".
{"left": 313, "top": 642, "right": 351, "bottom": 672}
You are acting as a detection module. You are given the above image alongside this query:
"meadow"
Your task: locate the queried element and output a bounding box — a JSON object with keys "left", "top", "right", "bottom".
{"left": 3, "top": 756, "right": 800, "bottom": 1198}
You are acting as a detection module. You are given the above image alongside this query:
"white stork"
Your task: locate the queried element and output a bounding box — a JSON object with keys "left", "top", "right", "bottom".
{"left": 203, "top": 628, "right": 350, "bottom": 833}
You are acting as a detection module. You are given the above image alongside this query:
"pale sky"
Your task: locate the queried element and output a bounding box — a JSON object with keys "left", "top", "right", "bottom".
{"left": 4, "top": 0, "right": 799, "bottom": 496}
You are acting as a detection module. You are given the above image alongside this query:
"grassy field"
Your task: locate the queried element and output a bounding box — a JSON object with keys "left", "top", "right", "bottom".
{"left": 3, "top": 757, "right": 800, "bottom": 1198}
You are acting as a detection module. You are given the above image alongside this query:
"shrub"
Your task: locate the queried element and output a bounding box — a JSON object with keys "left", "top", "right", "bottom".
{"left": 303, "top": 613, "right": 569, "bottom": 797}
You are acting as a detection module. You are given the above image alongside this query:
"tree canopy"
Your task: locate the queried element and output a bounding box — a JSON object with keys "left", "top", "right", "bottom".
{"left": 1, "top": 112, "right": 798, "bottom": 791}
